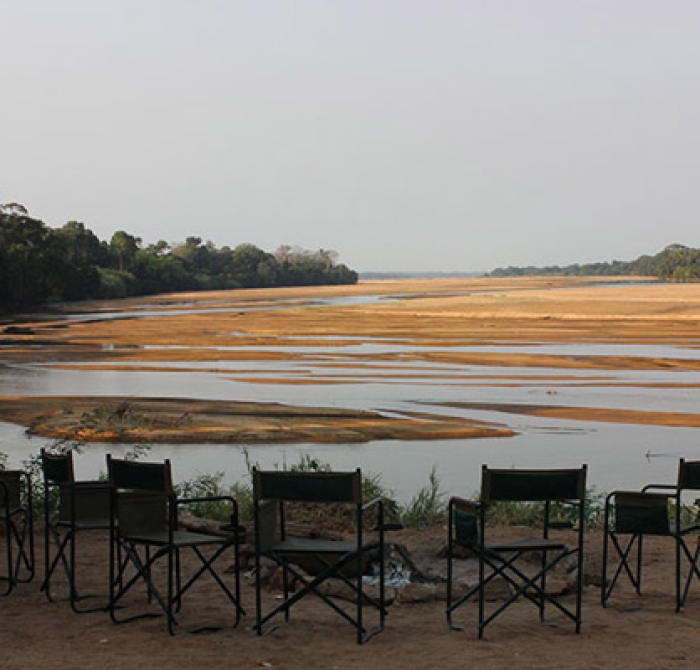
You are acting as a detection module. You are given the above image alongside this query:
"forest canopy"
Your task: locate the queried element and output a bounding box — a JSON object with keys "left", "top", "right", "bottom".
{"left": 490, "top": 243, "right": 700, "bottom": 282}
{"left": 0, "top": 203, "right": 357, "bottom": 312}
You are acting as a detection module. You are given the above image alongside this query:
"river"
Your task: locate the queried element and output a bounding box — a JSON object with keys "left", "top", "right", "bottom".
{"left": 1, "top": 288, "right": 699, "bottom": 502}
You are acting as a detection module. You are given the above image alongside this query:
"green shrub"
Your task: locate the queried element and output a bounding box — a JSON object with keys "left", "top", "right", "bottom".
{"left": 175, "top": 471, "right": 243, "bottom": 521}
{"left": 485, "top": 488, "right": 605, "bottom": 529}
{"left": 399, "top": 466, "right": 446, "bottom": 529}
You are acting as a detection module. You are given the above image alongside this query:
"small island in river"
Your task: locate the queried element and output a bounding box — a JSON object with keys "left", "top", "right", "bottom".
{"left": 0, "top": 395, "right": 513, "bottom": 444}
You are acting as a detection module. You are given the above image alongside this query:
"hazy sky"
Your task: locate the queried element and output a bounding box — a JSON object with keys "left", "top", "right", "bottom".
{"left": 2, "top": 1, "right": 699, "bottom": 273}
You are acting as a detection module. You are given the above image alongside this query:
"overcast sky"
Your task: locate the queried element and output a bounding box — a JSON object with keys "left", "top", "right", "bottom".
{"left": 1, "top": 1, "right": 698, "bottom": 273}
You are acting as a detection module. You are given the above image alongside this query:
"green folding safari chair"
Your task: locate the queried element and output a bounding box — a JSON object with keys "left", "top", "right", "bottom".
{"left": 107, "top": 455, "right": 245, "bottom": 635}
{"left": 602, "top": 458, "right": 700, "bottom": 611}
{"left": 40, "top": 448, "right": 112, "bottom": 612}
{"left": 446, "top": 465, "right": 587, "bottom": 638}
{"left": 253, "top": 468, "right": 388, "bottom": 644}
{"left": 0, "top": 469, "right": 34, "bottom": 595}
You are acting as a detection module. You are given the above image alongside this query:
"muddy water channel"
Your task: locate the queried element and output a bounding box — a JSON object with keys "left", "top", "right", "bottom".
{"left": 2, "top": 282, "right": 700, "bottom": 501}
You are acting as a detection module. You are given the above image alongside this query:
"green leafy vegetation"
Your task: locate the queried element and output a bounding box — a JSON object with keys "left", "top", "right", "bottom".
{"left": 485, "top": 489, "right": 606, "bottom": 529}
{"left": 16, "top": 443, "right": 697, "bottom": 532}
{"left": 400, "top": 466, "right": 446, "bottom": 529}
{"left": 490, "top": 243, "right": 700, "bottom": 282}
{"left": 0, "top": 202, "right": 358, "bottom": 313}
{"left": 175, "top": 471, "right": 248, "bottom": 521}
{"left": 174, "top": 455, "right": 441, "bottom": 531}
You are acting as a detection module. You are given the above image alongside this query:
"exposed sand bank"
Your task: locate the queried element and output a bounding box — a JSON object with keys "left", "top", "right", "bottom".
{"left": 2, "top": 277, "right": 700, "bottom": 442}
{"left": 0, "top": 395, "right": 512, "bottom": 444}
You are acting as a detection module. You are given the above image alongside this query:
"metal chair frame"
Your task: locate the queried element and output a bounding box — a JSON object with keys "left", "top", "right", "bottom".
{"left": 40, "top": 448, "right": 112, "bottom": 613}
{"left": 253, "top": 468, "right": 386, "bottom": 644}
{"left": 0, "top": 469, "right": 34, "bottom": 595}
{"left": 602, "top": 458, "right": 700, "bottom": 611}
{"left": 447, "top": 465, "right": 587, "bottom": 638}
{"left": 108, "top": 456, "right": 244, "bottom": 635}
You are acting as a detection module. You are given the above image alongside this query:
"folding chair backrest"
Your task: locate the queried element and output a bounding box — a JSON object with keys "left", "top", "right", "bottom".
{"left": 612, "top": 491, "right": 670, "bottom": 534}
{"left": 108, "top": 457, "right": 172, "bottom": 493}
{"left": 41, "top": 450, "right": 111, "bottom": 525}
{"left": 0, "top": 471, "right": 24, "bottom": 512}
{"left": 253, "top": 469, "right": 362, "bottom": 504}
{"left": 108, "top": 457, "right": 172, "bottom": 538}
{"left": 481, "top": 466, "right": 587, "bottom": 504}
{"left": 678, "top": 459, "right": 700, "bottom": 492}
{"left": 41, "top": 450, "right": 75, "bottom": 486}
{"left": 253, "top": 469, "right": 362, "bottom": 553}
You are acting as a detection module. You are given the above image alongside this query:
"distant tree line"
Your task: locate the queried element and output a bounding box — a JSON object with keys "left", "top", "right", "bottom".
{"left": 0, "top": 203, "right": 357, "bottom": 312}
{"left": 490, "top": 244, "right": 700, "bottom": 282}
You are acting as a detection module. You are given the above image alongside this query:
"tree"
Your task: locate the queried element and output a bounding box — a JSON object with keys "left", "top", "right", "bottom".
{"left": 229, "top": 243, "right": 278, "bottom": 288}
{"left": 0, "top": 200, "right": 358, "bottom": 312}
{"left": 54, "top": 221, "right": 105, "bottom": 299}
{"left": 110, "top": 231, "right": 141, "bottom": 272}
{"left": 0, "top": 207, "right": 65, "bottom": 309}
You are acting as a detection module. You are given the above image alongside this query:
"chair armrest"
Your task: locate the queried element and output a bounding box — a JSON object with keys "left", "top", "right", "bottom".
{"left": 362, "top": 497, "right": 383, "bottom": 512}
{"left": 71, "top": 480, "right": 111, "bottom": 491}
{"left": 177, "top": 494, "right": 236, "bottom": 506}
{"left": 642, "top": 483, "right": 677, "bottom": 493}
{"left": 608, "top": 488, "right": 673, "bottom": 501}
{"left": 177, "top": 495, "right": 239, "bottom": 529}
{"left": 605, "top": 489, "right": 643, "bottom": 506}
{"left": 449, "top": 496, "right": 480, "bottom": 515}
{"left": 219, "top": 522, "right": 246, "bottom": 534}
{"left": 362, "top": 498, "right": 399, "bottom": 531}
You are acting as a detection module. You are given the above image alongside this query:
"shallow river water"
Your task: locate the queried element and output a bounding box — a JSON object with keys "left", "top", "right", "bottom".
{"left": 2, "top": 292, "right": 700, "bottom": 501}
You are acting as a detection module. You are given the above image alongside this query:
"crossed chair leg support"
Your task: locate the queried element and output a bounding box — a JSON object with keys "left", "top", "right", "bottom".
{"left": 602, "top": 533, "right": 700, "bottom": 611}
{"left": 1, "top": 511, "right": 34, "bottom": 595}
{"left": 110, "top": 541, "right": 245, "bottom": 635}
{"left": 256, "top": 550, "right": 386, "bottom": 644}
{"left": 41, "top": 528, "right": 107, "bottom": 613}
{"left": 447, "top": 548, "right": 581, "bottom": 637}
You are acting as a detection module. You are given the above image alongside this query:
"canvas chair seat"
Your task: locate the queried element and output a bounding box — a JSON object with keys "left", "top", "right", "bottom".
{"left": 124, "top": 529, "right": 228, "bottom": 548}
{"left": 485, "top": 537, "right": 568, "bottom": 553}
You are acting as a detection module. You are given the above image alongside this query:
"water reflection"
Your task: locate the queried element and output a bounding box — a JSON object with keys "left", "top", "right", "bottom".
{"left": 2, "top": 289, "right": 700, "bottom": 500}
{"left": 2, "top": 354, "right": 700, "bottom": 501}
{"left": 61, "top": 293, "right": 392, "bottom": 323}
{"left": 1, "top": 419, "right": 694, "bottom": 504}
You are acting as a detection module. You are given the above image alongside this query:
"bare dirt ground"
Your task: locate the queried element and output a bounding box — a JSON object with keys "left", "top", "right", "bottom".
{"left": 4, "top": 525, "right": 700, "bottom": 669}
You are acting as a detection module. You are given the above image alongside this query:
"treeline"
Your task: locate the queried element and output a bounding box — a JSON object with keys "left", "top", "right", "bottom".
{"left": 0, "top": 203, "right": 358, "bottom": 312}
{"left": 490, "top": 244, "right": 700, "bottom": 282}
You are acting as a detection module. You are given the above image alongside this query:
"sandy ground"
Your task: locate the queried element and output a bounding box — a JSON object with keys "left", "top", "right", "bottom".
{"left": 3, "top": 276, "right": 700, "bottom": 442}
{"left": 3, "top": 525, "right": 700, "bottom": 669}
{"left": 0, "top": 396, "right": 512, "bottom": 444}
